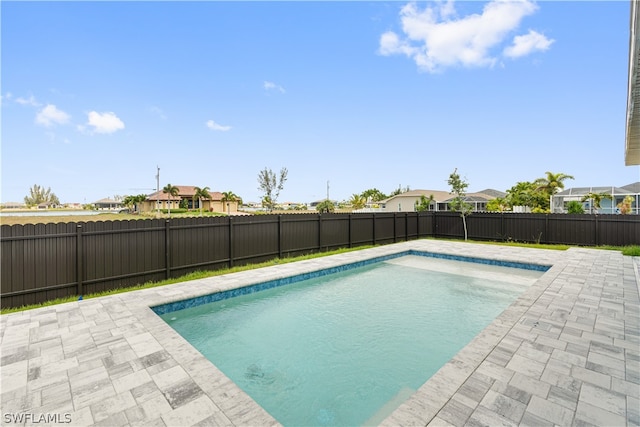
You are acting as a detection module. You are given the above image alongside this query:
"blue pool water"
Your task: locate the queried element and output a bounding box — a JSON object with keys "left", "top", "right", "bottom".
{"left": 158, "top": 254, "right": 545, "bottom": 426}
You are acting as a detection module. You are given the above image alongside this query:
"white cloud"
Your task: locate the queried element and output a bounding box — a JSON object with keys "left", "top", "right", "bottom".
{"left": 86, "top": 111, "right": 125, "bottom": 134}
{"left": 35, "top": 104, "right": 70, "bottom": 127}
{"left": 206, "top": 119, "right": 231, "bottom": 131}
{"left": 504, "top": 29, "right": 554, "bottom": 58}
{"left": 264, "top": 81, "right": 286, "bottom": 93}
{"left": 16, "top": 95, "right": 41, "bottom": 106}
{"left": 379, "top": 0, "right": 549, "bottom": 72}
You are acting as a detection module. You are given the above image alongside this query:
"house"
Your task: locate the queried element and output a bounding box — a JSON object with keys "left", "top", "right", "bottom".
{"left": 140, "top": 186, "right": 239, "bottom": 214}
{"left": 93, "top": 198, "right": 124, "bottom": 210}
{"left": 1, "top": 202, "right": 26, "bottom": 209}
{"left": 626, "top": 1, "right": 640, "bottom": 166}
{"left": 374, "top": 189, "right": 505, "bottom": 213}
{"left": 550, "top": 182, "right": 639, "bottom": 214}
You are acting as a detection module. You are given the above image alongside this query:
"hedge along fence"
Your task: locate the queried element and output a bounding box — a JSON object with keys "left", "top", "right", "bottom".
{"left": 1, "top": 212, "right": 638, "bottom": 309}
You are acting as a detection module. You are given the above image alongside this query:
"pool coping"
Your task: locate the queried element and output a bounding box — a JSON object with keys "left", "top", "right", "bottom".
{"left": 1, "top": 240, "right": 638, "bottom": 426}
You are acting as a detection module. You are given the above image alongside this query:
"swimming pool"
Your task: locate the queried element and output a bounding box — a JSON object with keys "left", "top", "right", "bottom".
{"left": 155, "top": 252, "right": 547, "bottom": 426}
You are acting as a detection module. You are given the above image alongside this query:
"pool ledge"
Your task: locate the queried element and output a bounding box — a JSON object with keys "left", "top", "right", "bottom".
{"left": 1, "top": 240, "right": 637, "bottom": 426}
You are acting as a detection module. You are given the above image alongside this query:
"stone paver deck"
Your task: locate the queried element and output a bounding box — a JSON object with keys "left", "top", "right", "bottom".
{"left": 1, "top": 240, "right": 638, "bottom": 426}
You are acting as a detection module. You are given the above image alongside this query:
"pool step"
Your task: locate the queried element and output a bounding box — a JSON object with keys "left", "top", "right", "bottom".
{"left": 362, "top": 386, "right": 416, "bottom": 426}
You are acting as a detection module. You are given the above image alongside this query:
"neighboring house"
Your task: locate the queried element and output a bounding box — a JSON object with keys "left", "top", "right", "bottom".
{"left": 37, "top": 202, "right": 58, "bottom": 209}
{"left": 93, "top": 198, "right": 124, "bottom": 210}
{"left": 550, "top": 182, "right": 639, "bottom": 214}
{"left": 1, "top": 202, "right": 26, "bottom": 209}
{"left": 376, "top": 189, "right": 505, "bottom": 213}
{"left": 140, "top": 186, "right": 239, "bottom": 214}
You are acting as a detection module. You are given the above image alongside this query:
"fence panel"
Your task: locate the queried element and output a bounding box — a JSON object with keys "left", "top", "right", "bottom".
{"left": 351, "top": 214, "right": 375, "bottom": 246}
{"left": 171, "top": 216, "right": 230, "bottom": 276}
{"left": 374, "top": 213, "right": 396, "bottom": 244}
{"left": 81, "top": 220, "right": 166, "bottom": 295}
{"left": 433, "top": 212, "right": 463, "bottom": 238}
{"left": 232, "top": 215, "right": 279, "bottom": 265}
{"left": 281, "top": 215, "right": 319, "bottom": 255}
{"left": 321, "top": 214, "right": 350, "bottom": 250}
{"left": 1, "top": 223, "right": 78, "bottom": 308}
{"left": 598, "top": 215, "right": 640, "bottom": 246}
{"left": 466, "top": 213, "right": 503, "bottom": 241}
{"left": 502, "top": 214, "right": 547, "bottom": 243}
{"left": 547, "top": 215, "right": 595, "bottom": 246}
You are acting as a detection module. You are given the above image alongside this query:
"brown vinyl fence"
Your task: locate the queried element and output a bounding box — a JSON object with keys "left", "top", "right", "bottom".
{"left": 1, "top": 212, "right": 638, "bottom": 309}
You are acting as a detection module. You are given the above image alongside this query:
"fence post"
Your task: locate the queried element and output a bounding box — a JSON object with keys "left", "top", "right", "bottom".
{"left": 76, "top": 224, "right": 83, "bottom": 297}
{"left": 348, "top": 214, "right": 352, "bottom": 248}
{"left": 318, "top": 214, "right": 323, "bottom": 251}
{"left": 165, "top": 220, "right": 171, "bottom": 279}
{"left": 393, "top": 213, "right": 397, "bottom": 243}
{"left": 405, "top": 212, "right": 409, "bottom": 241}
{"left": 433, "top": 211, "right": 437, "bottom": 238}
{"left": 545, "top": 214, "right": 549, "bottom": 244}
{"left": 594, "top": 214, "right": 599, "bottom": 246}
{"left": 372, "top": 214, "right": 376, "bottom": 245}
{"left": 228, "top": 216, "right": 234, "bottom": 268}
{"left": 278, "top": 215, "right": 283, "bottom": 258}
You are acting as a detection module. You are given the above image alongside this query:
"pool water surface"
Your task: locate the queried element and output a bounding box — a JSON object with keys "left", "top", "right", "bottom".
{"left": 159, "top": 255, "right": 544, "bottom": 426}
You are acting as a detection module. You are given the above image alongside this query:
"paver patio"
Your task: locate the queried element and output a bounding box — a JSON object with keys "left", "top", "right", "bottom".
{"left": 1, "top": 240, "right": 638, "bottom": 426}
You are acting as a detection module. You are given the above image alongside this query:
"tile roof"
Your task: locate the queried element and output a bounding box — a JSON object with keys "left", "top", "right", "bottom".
{"left": 146, "top": 186, "right": 224, "bottom": 201}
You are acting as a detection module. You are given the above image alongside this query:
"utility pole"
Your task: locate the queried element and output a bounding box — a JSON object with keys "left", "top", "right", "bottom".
{"left": 326, "top": 180, "right": 330, "bottom": 201}
{"left": 156, "top": 166, "right": 160, "bottom": 217}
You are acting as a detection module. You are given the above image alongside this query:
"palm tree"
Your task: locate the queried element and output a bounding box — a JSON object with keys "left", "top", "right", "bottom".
{"left": 349, "top": 194, "right": 366, "bottom": 210}
{"left": 535, "top": 172, "right": 574, "bottom": 196}
{"left": 221, "top": 191, "right": 239, "bottom": 215}
{"left": 580, "top": 192, "right": 613, "bottom": 214}
{"left": 193, "top": 186, "right": 212, "bottom": 216}
{"left": 315, "top": 199, "right": 335, "bottom": 213}
{"left": 162, "top": 184, "right": 179, "bottom": 217}
{"left": 534, "top": 172, "right": 574, "bottom": 212}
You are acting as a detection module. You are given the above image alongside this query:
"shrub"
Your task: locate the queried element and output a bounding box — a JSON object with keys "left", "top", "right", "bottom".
{"left": 566, "top": 201, "right": 585, "bottom": 214}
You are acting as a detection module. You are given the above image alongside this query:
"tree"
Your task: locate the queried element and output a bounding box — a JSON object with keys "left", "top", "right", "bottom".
{"left": 535, "top": 171, "right": 574, "bottom": 195}
{"left": 505, "top": 181, "right": 548, "bottom": 212}
{"left": 448, "top": 169, "right": 473, "bottom": 241}
{"left": 162, "top": 184, "right": 179, "bottom": 217}
{"left": 258, "top": 167, "right": 288, "bottom": 212}
{"left": 415, "top": 194, "right": 435, "bottom": 212}
{"left": 122, "top": 194, "right": 147, "bottom": 213}
{"left": 349, "top": 194, "right": 366, "bottom": 210}
{"left": 315, "top": 199, "right": 335, "bottom": 213}
{"left": 566, "top": 200, "right": 585, "bottom": 214}
{"left": 486, "top": 197, "right": 509, "bottom": 212}
{"left": 221, "top": 191, "right": 239, "bottom": 215}
{"left": 618, "top": 195, "right": 634, "bottom": 215}
{"left": 193, "top": 186, "right": 212, "bottom": 216}
{"left": 361, "top": 188, "right": 387, "bottom": 203}
{"left": 581, "top": 192, "right": 613, "bottom": 214}
{"left": 24, "top": 184, "right": 60, "bottom": 207}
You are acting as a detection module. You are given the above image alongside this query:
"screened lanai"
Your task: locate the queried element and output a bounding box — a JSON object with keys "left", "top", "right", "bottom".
{"left": 550, "top": 184, "right": 640, "bottom": 214}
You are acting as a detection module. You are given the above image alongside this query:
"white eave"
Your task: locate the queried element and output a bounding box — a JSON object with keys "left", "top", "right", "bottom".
{"left": 626, "top": 0, "right": 640, "bottom": 165}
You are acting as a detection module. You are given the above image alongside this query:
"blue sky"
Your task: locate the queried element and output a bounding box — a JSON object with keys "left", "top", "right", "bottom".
{"left": 2, "top": 1, "right": 638, "bottom": 205}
